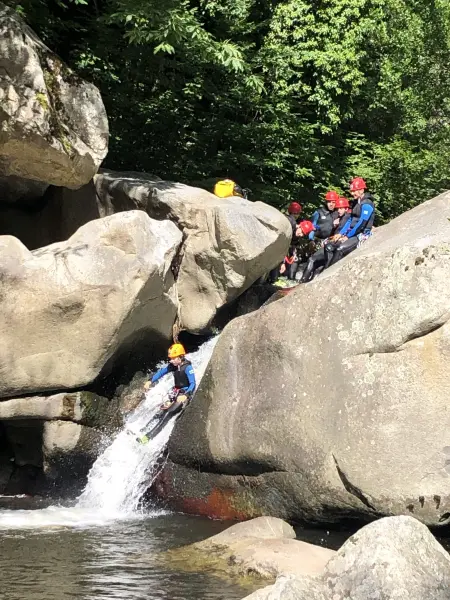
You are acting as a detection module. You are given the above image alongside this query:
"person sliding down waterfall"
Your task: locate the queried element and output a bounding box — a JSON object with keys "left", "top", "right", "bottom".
{"left": 136, "top": 343, "right": 196, "bottom": 444}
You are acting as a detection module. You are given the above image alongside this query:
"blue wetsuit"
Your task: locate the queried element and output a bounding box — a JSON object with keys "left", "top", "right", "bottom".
{"left": 324, "top": 194, "right": 375, "bottom": 268}
{"left": 151, "top": 360, "right": 196, "bottom": 395}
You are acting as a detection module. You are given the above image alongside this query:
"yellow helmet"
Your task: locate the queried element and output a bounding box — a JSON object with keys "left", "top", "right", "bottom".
{"left": 213, "top": 179, "right": 244, "bottom": 199}
{"left": 168, "top": 343, "right": 186, "bottom": 359}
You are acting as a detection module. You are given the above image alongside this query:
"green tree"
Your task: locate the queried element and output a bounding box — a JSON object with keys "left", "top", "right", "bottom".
{"left": 11, "top": 0, "right": 450, "bottom": 221}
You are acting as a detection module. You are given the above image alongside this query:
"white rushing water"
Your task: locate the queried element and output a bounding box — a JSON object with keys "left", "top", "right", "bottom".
{"left": 0, "top": 337, "right": 218, "bottom": 529}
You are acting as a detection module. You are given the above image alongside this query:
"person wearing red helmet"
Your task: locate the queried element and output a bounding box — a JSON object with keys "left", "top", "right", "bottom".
{"left": 288, "top": 201, "right": 302, "bottom": 215}
{"left": 286, "top": 201, "right": 302, "bottom": 238}
{"left": 270, "top": 201, "right": 303, "bottom": 283}
{"left": 309, "top": 191, "right": 339, "bottom": 242}
{"left": 277, "top": 219, "right": 315, "bottom": 281}
{"left": 323, "top": 177, "right": 375, "bottom": 269}
{"left": 296, "top": 220, "right": 315, "bottom": 236}
{"left": 301, "top": 197, "right": 352, "bottom": 283}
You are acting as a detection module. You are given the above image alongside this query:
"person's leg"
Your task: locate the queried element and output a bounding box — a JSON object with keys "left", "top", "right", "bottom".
{"left": 301, "top": 249, "right": 326, "bottom": 282}
{"left": 268, "top": 265, "right": 281, "bottom": 284}
{"left": 324, "top": 241, "right": 339, "bottom": 269}
{"left": 287, "top": 260, "right": 299, "bottom": 281}
{"left": 327, "top": 237, "right": 358, "bottom": 267}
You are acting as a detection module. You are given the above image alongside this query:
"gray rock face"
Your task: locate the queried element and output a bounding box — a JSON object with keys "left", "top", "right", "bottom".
{"left": 164, "top": 192, "right": 450, "bottom": 526}
{"left": 0, "top": 210, "right": 181, "bottom": 397}
{"left": 243, "top": 517, "right": 450, "bottom": 600}
{"left": 323, "top": 516, "right": 450, "bottom": 600}
{"left": 47, "top": 170, "right": 291, "bottom": 332}
{"left": 0, "top": 3, "right": 108, "bottom": 188}
{"left": 243, "top": 576, "right": 327, "bottom": 600}
{"left": 0, "top": 391, "right": 121, "bottom": 431}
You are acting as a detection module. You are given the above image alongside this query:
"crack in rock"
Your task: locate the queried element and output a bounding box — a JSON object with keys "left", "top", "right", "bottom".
{"left": 332, "top": 454, "right": 376, "bottom": 511}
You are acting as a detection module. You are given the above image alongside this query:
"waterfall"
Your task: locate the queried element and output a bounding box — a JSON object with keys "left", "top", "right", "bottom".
{"left": 76, "top": 336, "right": 218, "bottom": 516}
{"left": 0, "top": 337, "right": 218, "bottom": 528}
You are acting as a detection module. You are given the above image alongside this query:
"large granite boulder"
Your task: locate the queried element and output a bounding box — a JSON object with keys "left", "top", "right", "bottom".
{"left": 43, "top": 170, "right": 291, "bottom": 332}
{"left": 243, "top": 516, "right": 450, "bottom": 600}
{"left": 0, "top": 3, "right": 108, "bottom": 189}
{"left": 160, "top": 191, "right": 450, "bottom": 526}
{"left": 165, "top": 517, "right": 335, "bottom": 580}
{"left": 0, "top": 210, "right": 181, "bottom": 398}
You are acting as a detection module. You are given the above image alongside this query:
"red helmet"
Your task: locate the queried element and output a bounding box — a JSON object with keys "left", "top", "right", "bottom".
{"left": 335, "top": 197, "right": 349, "bottom": 209}
{"left": 325, "top": 190, "right": 339, "bottom": 202}
{"left": 298, "top": 220, "right": 315, "bottom": 235}
{"left": 288, "top": 202, "right": 302, "bottom": 214}
{"left": 349, "top": 177, "right": 367, "bottom": 192}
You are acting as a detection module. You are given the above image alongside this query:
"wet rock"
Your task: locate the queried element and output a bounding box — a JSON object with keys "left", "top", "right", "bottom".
{"left": 242, "top": 516, "right": 450, "bottom": 600}
{"left": 111, "top": 371, "right": 148, "bottom": 416}
{"left": 4, "top": 420, "right": 43, "bottom": 468}
{"left": 165, "top": 191, "right": 450, "bottom": 526}
{"left": 42, "top": 420, "right": 105, "bottom": 486}
{"left": 0, "top": 3, "right": 108, "bottom": 189}
{"left": 0, "top": 210, "right": 181, "bottom": 397}
{"left": 166, "top": 517, "right": 334, "bottom": 581}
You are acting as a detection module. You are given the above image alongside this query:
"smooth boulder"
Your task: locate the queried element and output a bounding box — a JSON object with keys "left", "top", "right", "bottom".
{"left": 243, "top": 516, "right": 450, "bottom": 600}
{"left": 163, "top": 192, "right": 450, "bottom": 526}
{"left": 0, "top": 210, "right": 181, "bottom": 397}
{"left": 0, "top": 391, "right": 121, "bottom": 431}
{"left": 0, "top": 3, "right": 108, "bottom": 188}
{"left": 164, "top": 517, "right": 334, "bottom": 580}
{"left": 45, "top": 171, "right": 292, "bottom": 331}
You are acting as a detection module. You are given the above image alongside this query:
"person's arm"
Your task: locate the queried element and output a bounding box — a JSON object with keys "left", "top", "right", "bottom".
{"left": 346, "top": 204, "right": 374, "bottom": 238}
{"left": 151, "top": 364, "right": 171, "bottom": 384}
{"left": 338, "top": 216, "right": 351, "bottom": 236}
{"left": 309, "top": 211, "right": 319, "bottom": 240}
{"left": 180, "top": 365, "right": 196, "bottom": 395}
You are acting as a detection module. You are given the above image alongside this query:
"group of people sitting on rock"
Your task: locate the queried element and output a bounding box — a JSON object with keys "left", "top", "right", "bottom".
{"left": 212, "top": 176, "right": 375, "bottom": 285}
{"left": 272, "top": 177, "right": 375, "bottom": 285}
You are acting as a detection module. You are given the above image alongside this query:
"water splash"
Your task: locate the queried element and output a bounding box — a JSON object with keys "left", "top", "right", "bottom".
{"left": 0, "top": 337, "right": 218, "bottom": 529}
{"left": 78, "top": 336, "right": 218, "bottom": 515}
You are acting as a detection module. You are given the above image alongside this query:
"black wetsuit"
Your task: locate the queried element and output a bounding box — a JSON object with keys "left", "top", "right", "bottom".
{"left": 311, "top": 206, "right": 338, "bottom": 240}
{"left": 143, "top": 359, "right": 196, "bottom": 439}
{"left": 301, "top": 213, "right": 351, "bottom": 283}
{"left": 269, "top": 214, "right": 300, "bottom": 282}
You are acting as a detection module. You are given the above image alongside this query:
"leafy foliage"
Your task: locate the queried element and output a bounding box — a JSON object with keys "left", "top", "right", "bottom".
{"left": 10, "top": 0, "right": 450, "bottom": 221}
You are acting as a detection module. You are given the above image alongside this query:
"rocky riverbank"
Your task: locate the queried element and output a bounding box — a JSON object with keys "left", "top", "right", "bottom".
{"left": 166, "top": 516, "right": 450, "bottom": 600}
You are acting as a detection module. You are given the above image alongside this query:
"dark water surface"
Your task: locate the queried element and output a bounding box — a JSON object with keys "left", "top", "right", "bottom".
{"left": 2, "top": 510, "right": 449, "bottom": 600}
{"left": 0, "top": 513, "right": 257, "bottom": 600}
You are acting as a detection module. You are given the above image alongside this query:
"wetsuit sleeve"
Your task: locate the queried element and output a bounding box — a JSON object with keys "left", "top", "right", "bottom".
{"left": 151, "top": 364, "right": 171, "bottom": 383}
{"left": 181, "top": 365, "right": 196, "bottom": 394}
{"left": 346, "top": 204, "right": 374, "bottom": 238}
{"left": 309, "top": 211, "right": 319, "bottom": 240}
{"left": 338, "top": 217, "right": 351, "bottom": 236}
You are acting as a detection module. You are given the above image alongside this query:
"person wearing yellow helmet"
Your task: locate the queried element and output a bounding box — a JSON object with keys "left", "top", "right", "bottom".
{"left": 137, "top": 343, "right": 196, "bottom": 444}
